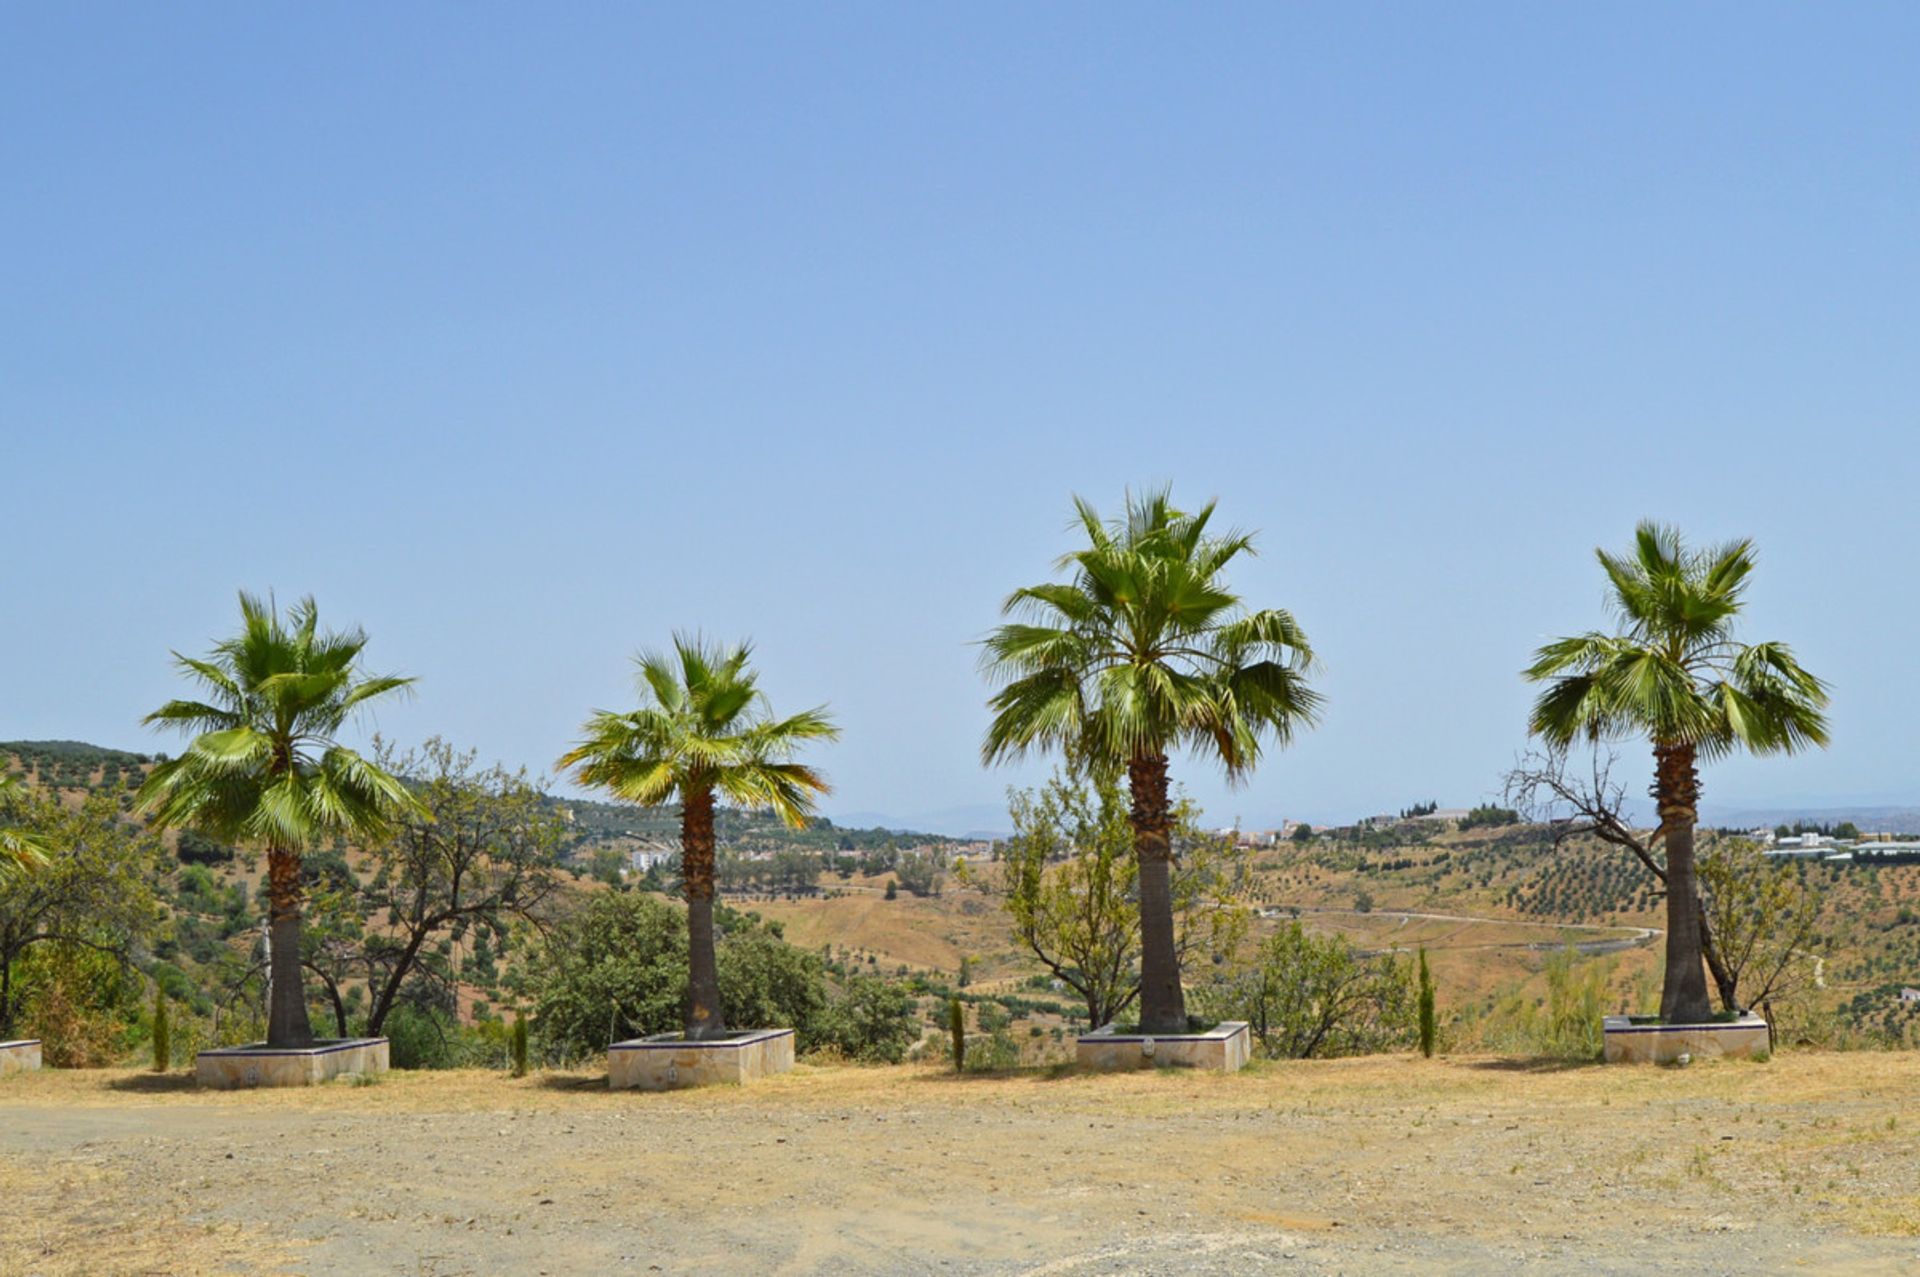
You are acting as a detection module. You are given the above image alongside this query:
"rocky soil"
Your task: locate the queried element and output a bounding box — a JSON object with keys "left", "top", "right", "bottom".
{"left": 4, "top": 1053, "right": 1919, "bottom": 1275}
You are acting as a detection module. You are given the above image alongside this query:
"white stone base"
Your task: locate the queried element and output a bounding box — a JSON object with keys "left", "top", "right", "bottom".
{"left": 0, "top": 1039, "right": 42, "bottom": 1075}
{"left": 195, "top": 1038, "right": 390, "bottom": 1088}
{"left": 1602, "top": 1013, "right": 1769, "bottom": 1064}
{"left": 608, "top": 1028, "right": 795, "bottom": 1090}
{"left": 1076, "top": 1021, "right": 1253, "bottom": 1072}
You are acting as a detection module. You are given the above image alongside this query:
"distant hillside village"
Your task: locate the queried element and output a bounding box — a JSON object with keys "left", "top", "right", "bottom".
{"left": 1750, "top": 824, "right": 1920, "bottom": 864}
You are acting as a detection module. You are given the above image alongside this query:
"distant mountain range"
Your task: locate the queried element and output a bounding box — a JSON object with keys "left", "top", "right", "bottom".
{"left": 828, "top": 804, "right": 1013, "bottom": 841}
{"left": 1701, "top": 805, "right": 1920, "bottom": 834}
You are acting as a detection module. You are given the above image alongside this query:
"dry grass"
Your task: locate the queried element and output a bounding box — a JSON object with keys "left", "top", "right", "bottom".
{"left": 0, "top": 1159, "right": 301, "bottom": 1277}
{"left": 7, "top": 1052, "right": 1920, "bottom": 1274}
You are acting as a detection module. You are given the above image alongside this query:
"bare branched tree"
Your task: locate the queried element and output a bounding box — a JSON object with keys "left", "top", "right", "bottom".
{"left": 1503, "top": 745, "right": 1747, "bottom": 1013}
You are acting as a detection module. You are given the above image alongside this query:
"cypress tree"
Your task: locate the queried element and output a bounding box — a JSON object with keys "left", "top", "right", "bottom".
{"left": 1417, "top": 949, "right": 1437, "bottom": 1059}
{"left": 947, "top": 997, "right": 966, "bottom": 1073}
{"left": 152, "top": 987, "right": 171, "bottom": 1073}
{"left": 511, "top": 1013, "right": 529, "bottom": 1078}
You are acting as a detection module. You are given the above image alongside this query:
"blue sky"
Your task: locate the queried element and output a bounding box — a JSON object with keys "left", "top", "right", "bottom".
{"left": 4, "top": 6, "right": 1916, "bottom": 832}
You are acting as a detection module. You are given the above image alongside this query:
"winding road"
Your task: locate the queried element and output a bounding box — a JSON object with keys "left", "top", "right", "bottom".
{"left": 1258, "top": 903, "right": 1661, "bottom": 957}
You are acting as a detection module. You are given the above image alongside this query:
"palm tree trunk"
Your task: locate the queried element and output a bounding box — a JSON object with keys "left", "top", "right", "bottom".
{"left": 1654, "top": 743, "right": 1713, "bottom": 1024}
{"left": 1129, "top": 753, "right": 1188, "bottom": 1035}
{"left": 681, "top": 788, "right": 726, "bottom": 1041}
{"left": 265, "top": 844, "right": 315, "bottom": 1048}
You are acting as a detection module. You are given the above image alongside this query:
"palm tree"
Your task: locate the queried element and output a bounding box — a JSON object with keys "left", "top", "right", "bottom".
{"left": 1526, "top": 523, "right": 1828, "bottom": 1024}
{"left": 0, "top": 772, "right": 48, "bottom": 881}
{"left": 135, "top": 593, "right": 424, "bottom": 1048}
{"left": 981, "top": 489, "right": 1321, "bottom": 1035}
{"left": 559, "top": 636, "right": 838, "bottom": 1041}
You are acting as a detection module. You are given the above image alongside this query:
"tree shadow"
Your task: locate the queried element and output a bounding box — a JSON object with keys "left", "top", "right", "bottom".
{"left": 532, "top": 1072, "right": 609, "bottom": 1093}
{"left": 1462, "top": 1055, "right": 1604, "bottom": 1074}
{"left": 104, "top": 1072, "right": 200, "bottom": 1093}
{"left": 909, "top": 1062, "right": 1108, "bottom": 1086}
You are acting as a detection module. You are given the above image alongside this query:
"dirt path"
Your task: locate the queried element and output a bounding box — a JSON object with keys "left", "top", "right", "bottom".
{"left": 4, "top": 1054, "right": 1919, "bottom": 1276}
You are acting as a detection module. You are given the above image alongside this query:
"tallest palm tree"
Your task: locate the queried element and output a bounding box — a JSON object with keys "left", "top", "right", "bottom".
{"left": 1527, "top": 524, "right": 1828, "bottom": 1024}
{"left": 982, "top": 489, "right": 1321, "bottom": 1035}
{"left": 136, "top": 594, "right": 424, "bottom": 1048}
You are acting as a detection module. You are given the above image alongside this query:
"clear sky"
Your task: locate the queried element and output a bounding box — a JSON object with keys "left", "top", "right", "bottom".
{"left": 5, "top": 6, "right": 1917, "bottom": 833}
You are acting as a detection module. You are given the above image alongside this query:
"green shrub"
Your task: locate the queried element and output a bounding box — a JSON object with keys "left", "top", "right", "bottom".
{"left": 1194, "top": 922, "right": 1415, "bottom": 1059}
{"left": 511, "top": 1014, "right": 529, "bottom": 1077}
{"left": 385, "top": 1004, "right": 454, "bottom": 1069}
{"left": 1417, "top": 949, "right": 1436, "bottom": 1059}
{"left": 816, "top": 974, "right": 919, "bottom": 1063}
{"left": 947, "top": 997, "right": 965, "bottom": 1072}
{"left": 151, "top": 987, "right": 170, "bottom": 1072}
{"left": 531, "top": 893, "right": 832, "bottom": 1060}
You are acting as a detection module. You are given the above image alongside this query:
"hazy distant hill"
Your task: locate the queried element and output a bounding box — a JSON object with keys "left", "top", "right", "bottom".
{"left": 1, "top": 739, "right": 956, "bottom": 857}
{"left": 1704, "top": 806, "right": 1920, "bottom": 835}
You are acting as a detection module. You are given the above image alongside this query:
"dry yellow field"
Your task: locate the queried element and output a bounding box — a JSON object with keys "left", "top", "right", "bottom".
{"left": 5, "top": 1051, "right": 1920, "bottom": 1275}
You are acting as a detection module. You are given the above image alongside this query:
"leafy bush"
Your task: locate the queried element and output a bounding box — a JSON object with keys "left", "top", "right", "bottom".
{"left": 385, "top": 1004, "right": 455, "bottom": 1069}
{"left": 815, "top": 974, "right": 919, "bottom": 1063}
{"left": 1195, "top": 923, "right": 1414, "bottom": 1059}
{"left": 531, "top": 892, "right": 835, "bottom": 1059}
{"left": 717, "top": 927, "right": 828, "bottom": 1046}
{"left": 175, "top": 830, "right": 235, "bottom": 866}
{"left": 152, "top": 987, "right": 170, "bottom": 1071}
{"left": 1417, "top": 949, "right": 1437, "bottom": 1059}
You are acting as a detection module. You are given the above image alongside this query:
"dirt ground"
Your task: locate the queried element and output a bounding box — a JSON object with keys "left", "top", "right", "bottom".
{"left": 5, "top": 1052, "right": 1920, "bottom": 1276}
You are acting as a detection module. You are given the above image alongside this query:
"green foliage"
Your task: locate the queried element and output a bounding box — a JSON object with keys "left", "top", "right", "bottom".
{"left": 511, "top": 1013, "right": 529, "bottom": 1077}
{"left": 386, "top": 1003, "right": 454, "bottom": 1069}
{"left": 980, "top": 487, "right": 1320, "bottom": 778}
{"left": 558, "top": 635, "right": 839, "bottom": 828}
{"left": 1543, "top": 949, "right": 1609, "bottom": 1059}
{"left": 893, "top": 848, "right": 945, "bottom": 898}
{"left": 973, "top": 771, "right": 1249, "bottom": 1028}
{"left": 174, "top": 830, "right": 235, "bottom": 866}
{"left": 1197, "top": 923, "right": 1415, "bottom": 1059}
{"left": 530, "top": 892, "right": 833, "bottom": 1059}
{"left": 883, "top": 878, "right": 898, "bottom": 901}
{"left": 349, "top": 739, "right": 567, "bottom": 1036}
{"left": 586, "top": 846, "right": 629, "bottom": 889}
{"left": 1526, "top": 523, "right": 1828, "bottom": 760}
{"left": 964, "top": 1000, "right": 1020, "bottom": 1070}
{"left": 152, "top": 985, "right": 171, "bottom": 1071}
{"left": 532, "top": 892, "right": 688, "bottom": 1058}
{"left": 716, "top": 926, "right": 828, "bottom": 1043}
{"left": 947, "top": 996, "right": 966, "bottom": 1072}
{"left": 0, "top": 788, "right": 165, "bottom": 1040}
{"left": 815, "top": 974, "right": 920, "bottom": 1063}
{"left": 1698, "top": 837, "right": 1822, "bottom": 1010}
{"left": 1459, "top": 805, "right": 1519, "bottom": 831}
{"left": 0, "top": 771, "right": 49, "bottom": 880}
{"left": 134, "top": 592, "right": 425, "bottom": 851}
{"left": 1417, "top": 949, "right": 1436, "bottom": 1058}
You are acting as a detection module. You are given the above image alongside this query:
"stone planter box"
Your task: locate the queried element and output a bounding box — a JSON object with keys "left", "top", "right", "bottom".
{"left": 608, "top": 1028, "right": 795, "bottom": 1090}
{"left": 0, "top": 1039, "right": 42, "bottom": 1075}
{"left": 1076, "top": 1020, "right": 1252, "bottom": 1072}
{"left": 195, "top": 1038, "right": 390, "bottom": 1089}
{"left": 1602, "top": 1013, "right": 1769, "bottom": 1064}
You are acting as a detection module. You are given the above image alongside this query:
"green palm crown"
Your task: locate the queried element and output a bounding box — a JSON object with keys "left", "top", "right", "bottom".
{"left": 558, "top": 635, "right": 839, "bottom": 824}
{"left": 0, "top": 771, "right": 49, "bottom": 880}
{"left": 1526, "top": 522, "right": 1829, "bottom": 757}
{"left": 980, "top": 488, "right": 1321, "bottom": 774}
{"left": 134, "top": 592, "right": 426, "bottom": 847}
